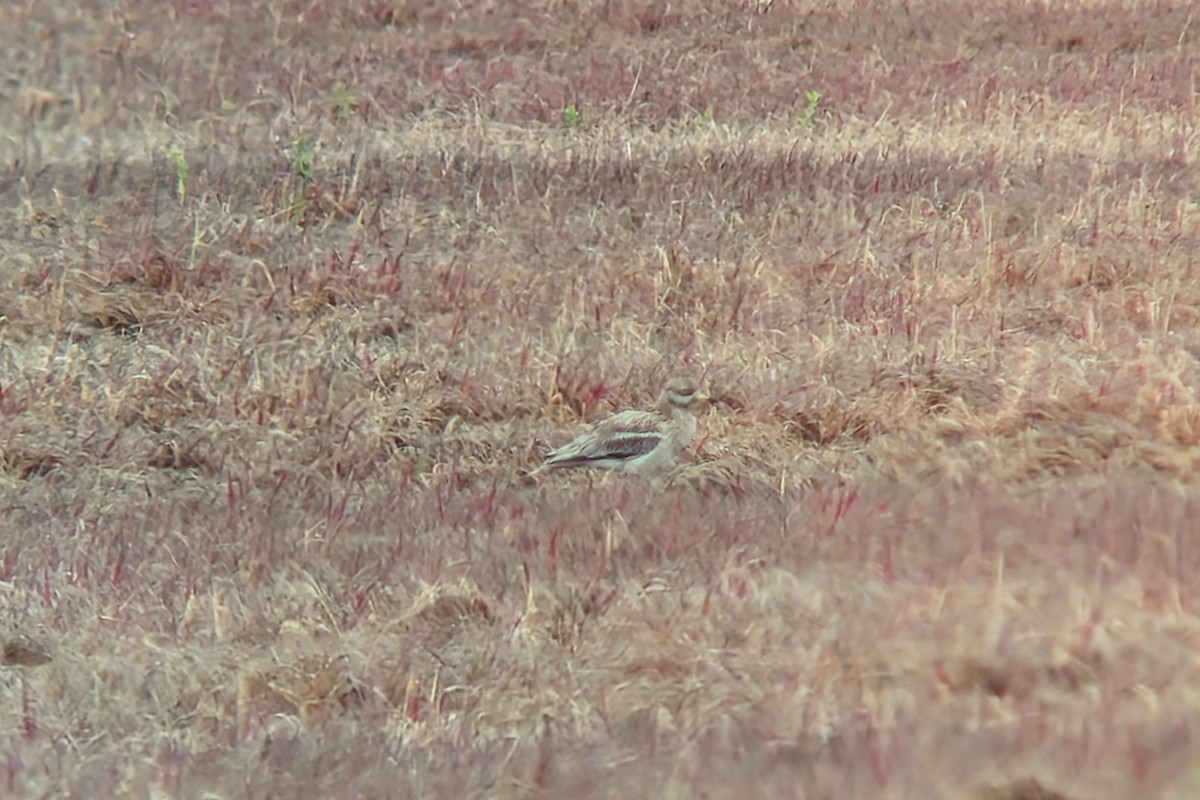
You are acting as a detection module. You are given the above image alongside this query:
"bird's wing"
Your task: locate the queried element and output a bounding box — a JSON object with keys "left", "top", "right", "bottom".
{"left": 598, "top": 410, "right": 667, "bottom": 434}
{"left": 543, "top": 411, "right": 665, "bottom": 467}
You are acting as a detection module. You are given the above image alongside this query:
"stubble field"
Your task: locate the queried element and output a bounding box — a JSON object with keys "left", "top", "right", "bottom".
{"left": 2, "top": 1, "right": 1200, "bottom": 797}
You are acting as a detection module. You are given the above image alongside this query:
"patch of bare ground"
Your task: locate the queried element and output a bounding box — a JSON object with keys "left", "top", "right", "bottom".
{"left": 2, "top": 0, "right": 1200, "bottom": 796}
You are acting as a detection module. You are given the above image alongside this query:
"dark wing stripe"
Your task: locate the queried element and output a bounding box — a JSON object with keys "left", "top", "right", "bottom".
{"left": 593, "top": 432, "right": 661, "bottom": 458}
{"left": 544, "top": 455, "right": 626, "bottom": 469}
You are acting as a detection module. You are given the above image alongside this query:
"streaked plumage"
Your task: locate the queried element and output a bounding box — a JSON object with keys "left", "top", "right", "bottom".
{"left": 533, "top": 380, "right": 710, "bottom": 476}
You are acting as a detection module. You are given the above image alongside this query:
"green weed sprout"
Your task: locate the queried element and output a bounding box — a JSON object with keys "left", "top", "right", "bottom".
{"left": 800, "top": 90, "right": 822, "bottom": 127}
{"left": 563, "top": 104, "right": 580, "bottom": 130}
{"left": 289, "top": 134, "right": 316, "bottom": 186}
{"left": 168, "top": 145, "right": 188, "bottom": 202}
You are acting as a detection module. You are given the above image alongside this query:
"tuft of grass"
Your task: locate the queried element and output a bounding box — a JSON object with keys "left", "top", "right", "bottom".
{"left": 331, "top": 82, "right": 357, "bottom": 120}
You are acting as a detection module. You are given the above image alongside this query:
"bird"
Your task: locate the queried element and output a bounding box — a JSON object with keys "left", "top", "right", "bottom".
{"left": 532, "top": 379, "right": 710, "bottom": 476}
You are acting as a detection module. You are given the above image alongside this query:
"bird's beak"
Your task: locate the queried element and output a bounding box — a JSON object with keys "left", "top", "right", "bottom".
{"left": 694, "top": 392, "right": 711, "bottom": 405}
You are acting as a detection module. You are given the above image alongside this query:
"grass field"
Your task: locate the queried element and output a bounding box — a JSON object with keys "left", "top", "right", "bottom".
{"left": 2, "top": 0, "right": 1200, "bottom": 797}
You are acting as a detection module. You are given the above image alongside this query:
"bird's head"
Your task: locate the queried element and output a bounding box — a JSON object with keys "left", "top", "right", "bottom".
{"left": 658, "top": 379, "right": 710, "bottom": 413}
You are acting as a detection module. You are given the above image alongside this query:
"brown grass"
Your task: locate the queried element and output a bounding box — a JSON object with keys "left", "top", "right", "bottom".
{"left": 2, "top": 0, "right": 1200, "bottom": 796}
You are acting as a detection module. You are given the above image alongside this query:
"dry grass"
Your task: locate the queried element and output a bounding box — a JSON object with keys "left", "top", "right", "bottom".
{"left": 2, "top": 0, "right": 1200, "bottom": 796}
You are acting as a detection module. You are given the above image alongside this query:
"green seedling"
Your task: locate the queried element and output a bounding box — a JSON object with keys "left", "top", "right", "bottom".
{"left": 563, "top": 103, "right": 580, "bottom": 130}
{"left": 168, "top": 145, "right": 188, "bottom": 202}
{"left": 289, "top": 134, "right": 316, "bottom": 186}
{"left": 800, "top": 90, "right": 822, "bottom": 127}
